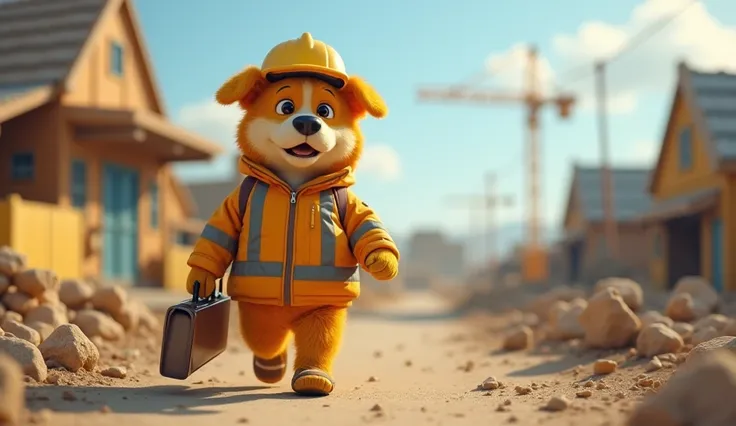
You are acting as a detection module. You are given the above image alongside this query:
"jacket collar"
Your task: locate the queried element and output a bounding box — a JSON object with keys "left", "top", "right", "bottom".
{"left": 238, "top": 156, "right": 356, "bottom": 192}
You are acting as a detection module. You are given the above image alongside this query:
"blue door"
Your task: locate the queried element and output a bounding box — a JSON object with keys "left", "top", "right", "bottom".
{"left": 711, "top": 218, "right": 724, "bottom": 292}
{"left": 102, "top": 164, "right": 139, "bottom": 283}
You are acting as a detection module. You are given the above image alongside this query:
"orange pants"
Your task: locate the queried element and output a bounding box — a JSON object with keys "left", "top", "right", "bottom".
{"left": 237, "top": 302, "right": 348, "bottom": 375}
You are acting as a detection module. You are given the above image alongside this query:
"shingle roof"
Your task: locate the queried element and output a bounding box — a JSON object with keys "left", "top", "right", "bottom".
{"left": 688, "top": 71, "right": 736, "bottom": 160}
{"left": 573, "top": 166, "right": 653, "bottom": 222}
{"left": 0, "top": 0, "right": 106, "bottom": 88}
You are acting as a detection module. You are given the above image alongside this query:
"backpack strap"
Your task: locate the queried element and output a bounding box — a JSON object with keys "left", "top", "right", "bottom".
{"left": 238, "top": 176, "right": 257, "bottom": 222}
{"left": 232, "top": 176, "right": 257, "bottom": 258}
{"left": 331, "top": 187, "right": 351, "bottom": 251}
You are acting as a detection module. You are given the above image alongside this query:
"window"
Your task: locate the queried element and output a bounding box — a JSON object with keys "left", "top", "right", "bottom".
{"left": 11, "top": 153, "right": 34, "bottom": 181}
{"left": 679, "top": 126, "right": 693, "bottom": 171}
{"left": 70, "top": 159, "right": 87, "bottom": 208}
{"left": 150, "top": 182, "right": 159, "bottom": 229}
{"left": 176, "top": 231, "right": 196, "bottom": 246}
{"left": 111, "top": 41, "right": 123, "bottom": 76}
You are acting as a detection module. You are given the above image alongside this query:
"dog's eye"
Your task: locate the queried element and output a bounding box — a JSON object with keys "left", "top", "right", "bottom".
{"left": 276, "top": 99, "right": 295, "bottom": 115}
{"left": 316, "top": 103, "right": 334, "bottom": 119}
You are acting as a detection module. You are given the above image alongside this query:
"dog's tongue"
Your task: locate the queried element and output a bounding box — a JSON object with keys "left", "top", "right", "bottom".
{"left": 292, "top": 144, "right": 314, "bottom": 155}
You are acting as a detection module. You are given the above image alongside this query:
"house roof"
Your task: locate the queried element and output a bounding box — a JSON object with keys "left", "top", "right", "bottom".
{"left": 565, "top": 165, "right": 653, "bottom": 225}
{"left": 649, "top": 63, "right": 736, "bottom": 192}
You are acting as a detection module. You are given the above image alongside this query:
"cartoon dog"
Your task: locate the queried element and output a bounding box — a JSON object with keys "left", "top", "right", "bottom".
{"left": 185, "top": 33, "right": 400, "bottom": 396}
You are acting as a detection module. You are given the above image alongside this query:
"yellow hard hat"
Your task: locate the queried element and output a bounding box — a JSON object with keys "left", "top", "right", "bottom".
{"left": 261, "top": 33, "right": 348, "bottom": 89}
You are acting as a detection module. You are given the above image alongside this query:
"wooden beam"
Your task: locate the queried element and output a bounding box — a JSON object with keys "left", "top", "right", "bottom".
{"left": 75, "top": 126, "right": 146, "bottom": 143}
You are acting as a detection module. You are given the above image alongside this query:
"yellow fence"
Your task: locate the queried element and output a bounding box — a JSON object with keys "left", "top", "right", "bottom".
{"left": 0, "top": 194, "right": 84, "bottom": 280}
{"left": 163, "top": 244, "right": 193, "bottom": 291}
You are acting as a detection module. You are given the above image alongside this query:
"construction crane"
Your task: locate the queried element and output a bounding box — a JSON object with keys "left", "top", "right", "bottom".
{"left": 417, "top": 45, "right": 575, "bottom": 283}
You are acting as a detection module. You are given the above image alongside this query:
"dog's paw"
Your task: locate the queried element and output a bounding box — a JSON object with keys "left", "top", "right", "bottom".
{"left": 185, "top": 267, "right": 217, "bottom": 298}
{"left": 365, "top": 249, "right": 399, "bottom": 281}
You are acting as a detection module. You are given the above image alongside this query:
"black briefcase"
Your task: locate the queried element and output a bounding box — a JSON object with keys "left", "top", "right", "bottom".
{"left": 159, "top": 279, "right": 231, "bottom": 380}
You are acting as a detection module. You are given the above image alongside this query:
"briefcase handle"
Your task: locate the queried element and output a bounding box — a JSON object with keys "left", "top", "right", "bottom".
{"left": 191, "top": 278, "right": 224, "bottom": 304}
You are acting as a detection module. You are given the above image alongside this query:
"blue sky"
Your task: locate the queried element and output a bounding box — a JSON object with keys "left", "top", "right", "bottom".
{"left": 135, "top": 0, "right": 736, "bottom": 241}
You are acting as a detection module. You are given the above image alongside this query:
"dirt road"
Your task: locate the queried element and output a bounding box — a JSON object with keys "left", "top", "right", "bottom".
{"left": 23, "top": 291, "right": 642, "bottom": 426}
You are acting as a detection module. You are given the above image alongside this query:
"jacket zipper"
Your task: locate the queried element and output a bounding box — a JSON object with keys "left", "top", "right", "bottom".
{"left": 283, "top": 191, "right": 297, "bottom": 306}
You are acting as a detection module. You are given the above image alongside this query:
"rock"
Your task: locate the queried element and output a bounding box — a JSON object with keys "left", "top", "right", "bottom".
{"left": 548, "top": 299, "right": 586, "bottom": 341}
{"left": 665, "top": 277, "right": 718, "bottom": 321}
{"left": 2, "top": 288, "right": 38, "bottom": 315}
{"left": 526, "top": 286, "right": 586, "bottom": 319}
{"left": 627, "top": 350, "right": 736, "bottom": 426}
{"left": 0, "top": 247, "right": 25, "bottom": 277}
{"left": 136, "top": 301, "right": 159, "bottom": 332}
{"left": 101, "top": 366, "right": 127, "bottom": 379}
{"left": 0, "top": 304, "right": 5, "bottom": 319}
{"left": 0, "top": 353, "right": 24, "bottom": 425}
{"left": 594, "top": 277, "right": 644, "bottom": 311}
{"left": 638, "top": 311, "right": 674, "bottom": 328}
{"left": 26, "top": 321, "right": 55, "bottom": 343}
{"left": 112, "top": 303, "right": 140, "bottom": 331}
{"left": 0, "top": 274, "right": 9, "bottom": 295}
{"left": 24, "top": 304, "right": 68, "bottom": 328}
{"left": 0, "top": 335, "right": 47, "bottom": 382}
{"left": 691, "top": 326, "right": 720, "bottom": 345}
{"left": 580, "top": 287, "right": 641, "bottom": 349}
{"left": 545, "top": 396, "right": 570, "bottom": 412}
{"left": 693, "top": 314, "right": 730, "bottom": 332}
{"left": 12, "top": 269, "right": 58, "bottom": 298}
{"left": 58, "top": 279, "right": 94, "bottom": 310}
{"left": 72, "top": 310, "right": 124, "bottom": 341}
{"left": 636, "top": 324, "right": 684, "bottom": 357}
{"left": 90, "top": 286, "right": 128, "bottom": 315}
{"left": 481, "top": 376, "right": 500, "bottom": 390}
{"left": 723, "top": 319, "right": 736, "bottom": 336}
{"left": 38, "top": 324, "right": 99, "bottom": 372}
{"left": 0, "top": 320, "right": 40, "bottom": 346}
{"left": 671, "top": 322, "right": 694, "bottom": 342}
{"left": 687, "top": 336, "right": 736, "bottom": 364}
{"left": 38, "top": 290, "right": 61, "bottom": 306}
{"left": 593, "top": 359, "right": 617, "bottom": 375}
{"left": 502, "top": 325, "right": 534, "bottom": 351}
{"left": 2, "top": 311, "right": 22, "bottom": 324}
{"left": 645, "top": 357, "right": 663, "bottom": 372}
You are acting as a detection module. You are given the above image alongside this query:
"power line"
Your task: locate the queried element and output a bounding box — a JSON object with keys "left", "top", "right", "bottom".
{"left": 553, "top": 0, "right": 700, "bottom": 92}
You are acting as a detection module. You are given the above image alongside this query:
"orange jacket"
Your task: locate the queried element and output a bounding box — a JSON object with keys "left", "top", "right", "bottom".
{"left": 187, "top": 157, "right": 400, "bottom": 307}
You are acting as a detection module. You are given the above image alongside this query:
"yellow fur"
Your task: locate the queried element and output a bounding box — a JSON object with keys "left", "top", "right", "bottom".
{"left": 365, "top": 249, "right": 399, "bottom": 281}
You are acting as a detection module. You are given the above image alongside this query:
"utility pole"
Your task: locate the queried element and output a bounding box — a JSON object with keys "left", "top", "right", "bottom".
{"left": 594, "top": 61, "right": 618, "bottom": 258}
{"left": 417, "top": 44, "right": 574, "bottom": 283}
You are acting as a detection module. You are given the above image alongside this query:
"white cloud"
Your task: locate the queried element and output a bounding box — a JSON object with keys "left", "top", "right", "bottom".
{"left": 176, "top": 100, "right": 242, "bottom": 151}
{"left": 357, "top": 144, "right": 402, "bottom": 181}
{"left": 483, "top": 0, "right": 736, "bottom": 115}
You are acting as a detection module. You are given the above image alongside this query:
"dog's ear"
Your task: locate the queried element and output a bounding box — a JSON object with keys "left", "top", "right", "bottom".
{"left": 344, "top": 76, "right": 388, "bottom": 119}
{"left": 215, "top": 66, "right": 267, "bottom": 110}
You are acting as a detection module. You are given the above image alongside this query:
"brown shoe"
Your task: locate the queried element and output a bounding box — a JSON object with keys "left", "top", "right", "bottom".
{"left": 291, "top": 368, "right": 335, "bottom": 396}
{"left": 252, "top": 352, "right": 287, "bottom": 384}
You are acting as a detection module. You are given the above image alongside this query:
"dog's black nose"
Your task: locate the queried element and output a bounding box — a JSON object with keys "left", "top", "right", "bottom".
{"left": 292, "top": 116, "right": 321, "bottom": 136}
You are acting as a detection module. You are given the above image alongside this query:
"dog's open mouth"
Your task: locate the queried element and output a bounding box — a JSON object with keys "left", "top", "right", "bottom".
{"left": 284, "top": 143, "right": 319, "bottom": 158}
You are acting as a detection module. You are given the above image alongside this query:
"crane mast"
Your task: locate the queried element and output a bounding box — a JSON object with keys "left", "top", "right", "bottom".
{"left": 416, "top": 45, "right": 574, "bottom": 283}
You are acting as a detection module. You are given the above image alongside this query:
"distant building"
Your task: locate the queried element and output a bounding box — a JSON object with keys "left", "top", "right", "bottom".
{"left": 0, "top": 0, "right": 221, "bottom": 285}
{"left": 638, "top": 63, "right": 736, "bottom": 291}
{"left": 403, "top": 230, "right": 465, "bottom": 289}
{"left": 187, "top": 154, "right": 244, "bottom": 221}
{"left": 559, "top": 165, "right": 652, "bottom": 285}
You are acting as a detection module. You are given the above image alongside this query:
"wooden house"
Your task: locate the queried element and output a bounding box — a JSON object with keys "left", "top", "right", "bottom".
{"left": 0, "top": 0, "right": 222, "bottom": 286}
{"left": 640, "top": 63, "right": 736, "bottom": 291}
{"left": 560, "top": 165, "right": 653, "bottom": 284}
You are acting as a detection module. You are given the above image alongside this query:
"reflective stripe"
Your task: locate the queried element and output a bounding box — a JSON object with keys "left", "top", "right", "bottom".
{"left": 247, "top": 181, "right": 270, "bottom": 260}
{"left": 200, "top": 224, "right": 237, "bottom": 255}
{"left": 319, "top": 190, "right": 336, "bottom": 265}
{"left": 349, "top": 220, "right": 386, "bottom": 249}
{"left": 294, "top": 265, "right": 360, "bottom": 282}
{"left": 231, "top": 261, "right": 282, "bottom": 277}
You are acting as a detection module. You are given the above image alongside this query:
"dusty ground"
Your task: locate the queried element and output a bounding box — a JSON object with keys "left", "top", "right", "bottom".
{"left": 16, "top": 290, "right": 670, "bottom": 426}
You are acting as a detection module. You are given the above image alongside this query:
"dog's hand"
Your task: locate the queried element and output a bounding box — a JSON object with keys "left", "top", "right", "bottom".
{"left": 365, "top": 249, "right": 399, "bottom": 281}
{"left": 185, "top": 267, "right": 217, "bottom": 298}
